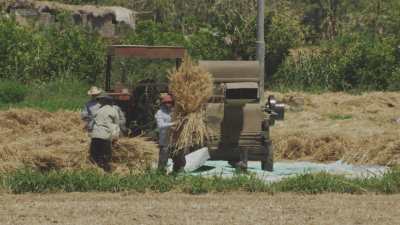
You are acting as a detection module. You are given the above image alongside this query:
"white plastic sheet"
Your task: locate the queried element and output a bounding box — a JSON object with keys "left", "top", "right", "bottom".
{"left": 184, "top": 147, "right": 210, "bottom": 172}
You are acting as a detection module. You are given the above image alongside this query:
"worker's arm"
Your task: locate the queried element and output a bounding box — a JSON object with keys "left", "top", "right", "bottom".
{"left": 80, "top": 105, "right": 90, "bottom": 121}
{"left": 116, "top": 106, "right": 126, "bottom": 126}
{"left": 155, "top": 111, "right": 174, "bottom": 129}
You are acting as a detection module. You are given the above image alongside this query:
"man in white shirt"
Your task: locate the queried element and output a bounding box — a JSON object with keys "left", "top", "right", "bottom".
{"left": 81, "top": 86, "right": 102, "bottom": 133}
{"left": 155, "top": 94, "right": 186, "bottom": 172}
{"left": 90, "top": 93, "right": 119, "bottom": 172}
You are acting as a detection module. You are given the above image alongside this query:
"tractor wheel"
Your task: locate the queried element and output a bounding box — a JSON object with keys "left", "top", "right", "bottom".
{"left": 228, "top": 160, "right": 239, "bottom": 167}
{"left": 261, "top": 141, "right": 273, "bottom": 171}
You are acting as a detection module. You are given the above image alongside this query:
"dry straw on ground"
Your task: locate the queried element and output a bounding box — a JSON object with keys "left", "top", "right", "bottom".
{"left": 168, "top": 57, "right": 213, "bottom": 152}
{"left": 0, "top": 92, "right": 398, "bottom": 171}
{"left": 0, "top": 108, "right": 158, "bottom": 173}
{"left": 270, "top": 91, "right": 400, "bottom": 166}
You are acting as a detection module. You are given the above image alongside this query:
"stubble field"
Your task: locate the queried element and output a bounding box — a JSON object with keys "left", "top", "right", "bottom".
{"left": 1, "top": 192, "right": 399, "bottom": 225}
{"left": 0, "top": 92, "right": 399, "bottom": 225}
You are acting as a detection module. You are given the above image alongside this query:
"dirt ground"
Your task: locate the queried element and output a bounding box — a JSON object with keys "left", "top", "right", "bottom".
{"left": 0, "top": 192, "right": 399, "bottom": 225}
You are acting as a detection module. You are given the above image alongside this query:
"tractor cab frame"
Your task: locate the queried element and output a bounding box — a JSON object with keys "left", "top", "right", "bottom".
{"left": 104, "top": 45, "right": 186, "bottom": 135}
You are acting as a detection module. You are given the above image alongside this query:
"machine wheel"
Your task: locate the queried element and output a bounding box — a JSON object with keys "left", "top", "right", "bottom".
{"left": 228, "top": 160, "right": 239, "bottom": 167}
{"left": 261, "top": 141, "right": 273, "bottom": 171}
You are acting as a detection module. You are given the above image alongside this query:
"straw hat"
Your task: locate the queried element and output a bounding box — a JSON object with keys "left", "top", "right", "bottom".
{"left": 87, "top": 86, "right": 102, "bottom": 96}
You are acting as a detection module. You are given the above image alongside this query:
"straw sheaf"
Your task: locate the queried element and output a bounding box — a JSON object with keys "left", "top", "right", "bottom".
{"left": 168, "top": 57, "right": 213, "bottom": 152}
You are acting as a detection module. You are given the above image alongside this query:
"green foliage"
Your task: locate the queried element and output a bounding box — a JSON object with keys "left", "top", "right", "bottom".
{"left": 0, "top": 16, "right": 41, "bottom": 82}
{"left": 2, "top": 167, "right": 400, "bottom": 194}
{"left": 272, "top": 172, "right": 365, "bottom": 194}
{"left": 0, "top": 79, "right": 89, "bottom": 111}
{"left": 0, "top": 80, "right": 28, "bottom": 104}
{"left": 350, "top": 167, "right": 400, "bottom": 194}
{"left": 3, "top": 1, "right": 400, "bottom": 92}
{"left": 0, "top": 15, "right": 105, "bottom": 84}
{"left": 39, "top": 17, "right": 106, "bottom": 83}
{"left": 117, "top": 21, "right": 231, "bottom": 84}
{"left": 124, "top": 20, "right": 185, "bottom": 46}
{"left": 274, "top": 33, "right": 400, "bottom": 91}
{"left": 186, "top": 27, "right": 231, "bottom": 60}
{"left": 265, "top": 5, "right": 305, "bottom": 78}
{"left": 387, "top": 67, "right": 400, "bottom": 91}
{"left": 278, "top": 167, "right": 400, "bottom": 194}
{"left": 1, "top": 169, "right": 270, "bottom": 194}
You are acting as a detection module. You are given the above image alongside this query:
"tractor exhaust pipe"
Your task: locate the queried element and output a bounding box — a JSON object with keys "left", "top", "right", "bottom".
{"left": 257, "top": 0, "right": 265, "bottom": 102}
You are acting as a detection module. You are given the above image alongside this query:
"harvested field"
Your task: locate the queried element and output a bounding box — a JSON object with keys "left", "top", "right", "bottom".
{"left": 0, "top": 108, "right": 158, "bottom": 173}
{"left": 0, "top": 92, "right": 398, "bottom": 172}
{"left": 270, "top": 92, "right": 400, "bottom": 166}
{"left": 0, "top": 192, "right": 399, "bottom": 225}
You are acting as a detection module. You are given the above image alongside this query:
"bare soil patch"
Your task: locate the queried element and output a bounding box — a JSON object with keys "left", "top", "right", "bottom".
{"left": 0, "top": 192, "right": 399, "bottom": 225}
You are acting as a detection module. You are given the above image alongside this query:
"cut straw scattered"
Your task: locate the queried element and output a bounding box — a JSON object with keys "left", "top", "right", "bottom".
{"left": 0, "top": 108, "right": 158, "bottom": 173}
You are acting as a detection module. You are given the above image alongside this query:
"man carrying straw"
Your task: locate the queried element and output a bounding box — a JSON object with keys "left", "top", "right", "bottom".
{"left": 155, "top": 94, "right": 186, "bottom": 172}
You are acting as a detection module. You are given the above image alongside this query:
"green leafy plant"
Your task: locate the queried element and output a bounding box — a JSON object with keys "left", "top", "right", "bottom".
{"left": 274, "top": 33, "right": 400, "bottom": 91}
{"left": 0, "top": 80, "right": 29, "bottom": 104}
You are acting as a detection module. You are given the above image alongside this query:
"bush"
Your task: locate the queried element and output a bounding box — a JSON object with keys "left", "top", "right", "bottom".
{"left": 265, "top": 6, "right": 305, "bottom": 80}
{"left": 0, "top": 16, "right": 41, "bottom": 82}
{"left": 0, "top": 15, "right": 105, "bottom": 84}
{"left": 388, "top": 67, "right": 400, "bottom": 91}
{"left": 40, "top": 20, "right": 106, "bottom": 83}
{"left": 0, "top": 80, "right": 28, "bottom": 104}
{"left": 18, "top": 79, "right": 90, "bottom": 111}
{"left": 274, "top": 34, "right": 400, "bottom": 91}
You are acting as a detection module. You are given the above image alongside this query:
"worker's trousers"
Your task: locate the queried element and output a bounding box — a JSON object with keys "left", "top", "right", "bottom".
{"left": 158, "top": 146, "right": 186, "bottom": 172}
{"left": 90, "top": 138, "right": 112, "bottom": 172}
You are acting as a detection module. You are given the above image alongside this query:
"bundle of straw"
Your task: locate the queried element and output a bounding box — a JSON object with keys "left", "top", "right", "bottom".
{"left": 168, "top": 57, "right": 213, "bottom": 152}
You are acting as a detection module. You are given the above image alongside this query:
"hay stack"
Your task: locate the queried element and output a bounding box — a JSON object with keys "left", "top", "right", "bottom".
{"left": 0, "top": 108, "right": 158, "bottom": 173}
{"left": 168, "top": 57, "right": 213, "bottom": 152}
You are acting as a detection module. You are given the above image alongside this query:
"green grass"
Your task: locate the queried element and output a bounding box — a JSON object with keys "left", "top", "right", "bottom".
{"left": 0, "top": 80, "right": 90, "bottom": 111}
{"left": 1, "top": 167, "right": 399, "bottom": 194}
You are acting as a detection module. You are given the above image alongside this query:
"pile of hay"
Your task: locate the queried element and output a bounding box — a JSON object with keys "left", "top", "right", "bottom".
{"left": 168, "top": 57, "right": 213, "bottom": 152}
{"left": 0, "top": 108, "right": 158, "bottom": 173}
{"left": 270, "top": 91, "right": 400, "bottom": 166}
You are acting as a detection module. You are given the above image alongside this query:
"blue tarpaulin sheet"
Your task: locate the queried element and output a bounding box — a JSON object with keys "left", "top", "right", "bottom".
{"left": 184, "top": 160, "right": 388, "bottom": 183}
